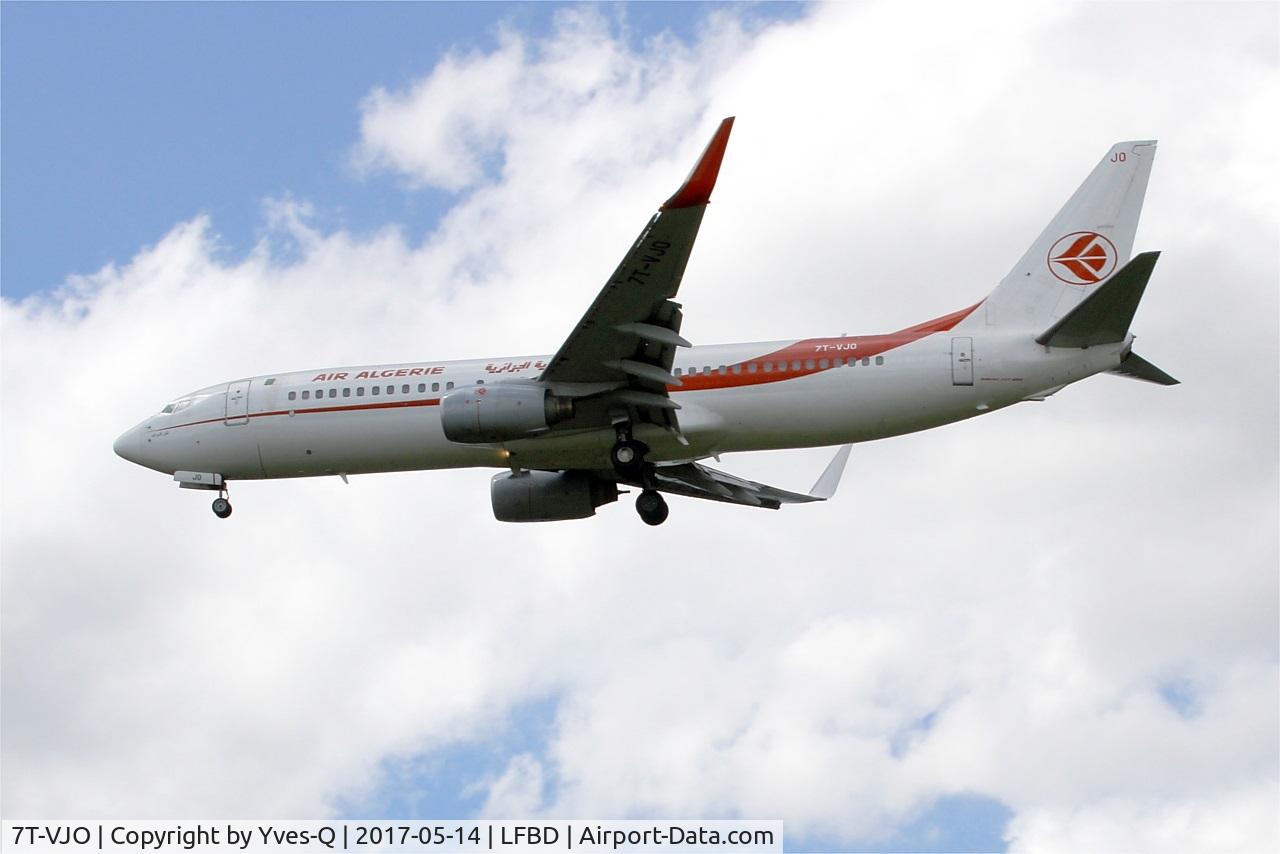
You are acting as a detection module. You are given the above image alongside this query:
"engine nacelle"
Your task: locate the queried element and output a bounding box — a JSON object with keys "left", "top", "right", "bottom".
{"left": 440, "top": 382, "right": 573, "bottom": 444}
{"left": 491, "top": 470, "right": 619, "bottom": 523}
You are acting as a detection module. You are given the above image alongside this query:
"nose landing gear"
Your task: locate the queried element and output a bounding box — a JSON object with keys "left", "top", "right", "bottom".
{"left": 174, "top": 471, "right": 232, "bottom": 518}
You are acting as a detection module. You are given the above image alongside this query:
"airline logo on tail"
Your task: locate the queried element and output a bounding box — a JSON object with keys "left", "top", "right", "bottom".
{"left": 1048, "top": 231, "right": 1117, "bottom": 285}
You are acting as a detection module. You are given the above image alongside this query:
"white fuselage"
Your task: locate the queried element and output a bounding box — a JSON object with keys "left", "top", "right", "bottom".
{"left": 113, "top": 311, "right": 1130, "bottom": 482}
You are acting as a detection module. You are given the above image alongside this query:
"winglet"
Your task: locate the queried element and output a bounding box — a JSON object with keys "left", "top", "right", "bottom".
{"left": 661, "top": 116, "right": 735, "bottom": 210}
{"left": 809, "top": 444, "right": 852, "bottom": 500}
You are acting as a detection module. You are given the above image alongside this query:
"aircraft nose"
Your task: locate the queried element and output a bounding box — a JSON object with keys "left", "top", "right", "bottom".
{"left": 113, "top": 427, "right": 142, "bottom": 465}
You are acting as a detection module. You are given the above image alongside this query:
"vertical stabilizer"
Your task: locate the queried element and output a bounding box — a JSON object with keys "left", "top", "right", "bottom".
{"left": 964, "top": 140, "right": 1157, "bottom": 331}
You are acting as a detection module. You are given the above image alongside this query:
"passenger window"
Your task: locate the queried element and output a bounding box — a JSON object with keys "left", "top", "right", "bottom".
{"left": 875, "top": 356, "right": 884, "bottom": 365}
{"left": 718, "top": 365, "right": 727, "bottom": 375}
{"left": 805, "top": 359, "right": 815, "bottom": 370}
{"left": 357, "top": 387, "right": 365, "bottom": 397}
{"left": 862, "top": 357, "right": 870, "bottom": 366}
{"left": 819, "top": 359, "right": 829, "bottom": 369}
{"left": 386, "top": 385, "right": 394, "bottom": 395}
{"left": 703, "top": 366, "right": 711, "bottom": 375}
{"left": 792, "top": 360, "right": 802, "bottom": 371}
{"left": 446, "top": 381, "right": 455, "bottom": 390}
{"left": 372, "top": 386, "right": 380, "bottom": 396}
{"left": 747, "top": 363, "right": 757, "bottom": 374}
{"left": 674, "top": 368, "right": 682, "bottom": 377}
{"left": 477, "top": 379, "right": 484, "bottom": 385}
{"left": 763, "top": 362, "right": 773, "bottom": 373}
{"left": 732, "top": 364, "right": 742, "bottom": 375}
{"left": 402, "top": 384, "right": 409, "bottom": 394}
{"left": 418, "top": 383, "right": 426, "bottom": 393}
{"left": 329, "top": 389, "right": 337, "bottom": 398}
{"left": 288, "top": 392, "right": 297, "bottom": 401}
{"left": 342, "top": 388, "right": 351, "bottom": 398}
{"left": 432, "top": 382, "right": 440, "bottom": 392}
{"left": 302, "top": 390, "right": 310, "bottom": 400}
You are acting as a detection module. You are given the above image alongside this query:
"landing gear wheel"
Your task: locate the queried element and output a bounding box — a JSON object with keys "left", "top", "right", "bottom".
{"left": 610, "top": 438, "right": 647, "bottom": 477}
{"left": 636, "top": 489, "right": 669, "bottom": 526}
{"left": 211, "top": 497, "right": 233, "bottom": 519}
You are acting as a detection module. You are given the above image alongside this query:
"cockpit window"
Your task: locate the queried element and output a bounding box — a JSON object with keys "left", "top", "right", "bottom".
{"left": 160, "top": 399, "right": 192, "bottom": 415}
{"left": 161, "top": 404, "right": 175, "bottom": 414}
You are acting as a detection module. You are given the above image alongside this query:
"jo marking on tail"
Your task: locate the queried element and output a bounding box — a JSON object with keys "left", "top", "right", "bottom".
{"left": 114, "top": 120, "right": 1176, "bottom": 525}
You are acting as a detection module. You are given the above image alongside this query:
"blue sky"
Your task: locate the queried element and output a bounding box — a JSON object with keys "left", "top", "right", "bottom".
{"left": 1, "top": 1, "right": 803, "bottom": 300}
{"left": 3, "top": 2, "right": 537, "bottom": 298}
{"left": 3, "top": 2, "right": 1275, "bottom": 851}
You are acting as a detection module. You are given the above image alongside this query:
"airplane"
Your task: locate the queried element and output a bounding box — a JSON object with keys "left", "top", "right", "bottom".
{"left": 113, "top": 117, "right": 1177, "bottom": 525}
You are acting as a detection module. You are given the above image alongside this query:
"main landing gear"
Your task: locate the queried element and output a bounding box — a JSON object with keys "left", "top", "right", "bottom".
{"left": 211, "top": 488, "right": 233, "bottom": 519}
{"left": 612, "top": 426, "right": 668, "bottom": 526}
{"left": 610, "top": 433, "right": 648, "bottom": 478}
{"left": 635, "top": 489, "right": 669, "bottom": 526}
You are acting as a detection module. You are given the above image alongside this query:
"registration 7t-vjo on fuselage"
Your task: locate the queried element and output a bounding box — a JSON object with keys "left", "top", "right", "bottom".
{"left": 114, "top": 119, "right": 1176, "bottom": 525}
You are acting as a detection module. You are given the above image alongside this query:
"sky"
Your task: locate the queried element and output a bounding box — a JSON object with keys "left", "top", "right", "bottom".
{"left": 2, "top": 2, "right": 1278, "bottom": 852}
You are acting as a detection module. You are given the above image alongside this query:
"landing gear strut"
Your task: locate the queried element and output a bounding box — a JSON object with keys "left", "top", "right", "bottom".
{"left": 211, "top": 488, "right": 232, "bottom": 519}
{"left": 610, "top": 427, "right": 648, "bottom": 478}
{"left": 612, "top": 424, "right": 666, "bottom": 524}
{"left": 635, "top": 489, "right": 669, "bottom": 526}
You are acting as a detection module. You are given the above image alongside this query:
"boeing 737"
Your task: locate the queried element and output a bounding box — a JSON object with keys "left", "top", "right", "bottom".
{"left": 113, "top": 118, "right": 1176, "bottom": 525}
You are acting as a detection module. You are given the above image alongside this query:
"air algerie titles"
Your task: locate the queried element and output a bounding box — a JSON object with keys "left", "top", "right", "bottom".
{"left": 311, "top": 367, "right": 446, "bottom": 382}
{"left": 310, "top": 361, "right": 552, "bottom": 383}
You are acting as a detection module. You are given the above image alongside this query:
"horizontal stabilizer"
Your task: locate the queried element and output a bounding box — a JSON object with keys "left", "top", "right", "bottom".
{"left": 1107, "top": 351, "right": 1179, "bottom": 385}
{"left": 1037, "top": 251, "right": 1160, "bottom": 348}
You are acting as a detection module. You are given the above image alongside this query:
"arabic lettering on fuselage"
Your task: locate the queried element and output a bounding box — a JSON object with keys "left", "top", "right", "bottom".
{"left": 484, "top": 361, "right": 547, "bottom": 374}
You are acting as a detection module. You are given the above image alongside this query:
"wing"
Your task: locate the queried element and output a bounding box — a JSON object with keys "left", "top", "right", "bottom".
{"left": 538, "top": 117, "right": 735, "bottom": 433}
{"left": 642, "top": 445, "right": 853, "bottom": 510}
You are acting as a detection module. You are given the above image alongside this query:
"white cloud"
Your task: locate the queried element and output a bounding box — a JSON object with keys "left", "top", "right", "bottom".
{"left": 1006, "top": 782, "right": 1280, "bottom": 854}
{"left": 354, "top": 7, "right": 749, "bottom": 197}
{"left": 477, "top": 754, "right": 547, "bottom": 818}
{"left": 2, "top": 1, "right": 1277, "bottom": 851}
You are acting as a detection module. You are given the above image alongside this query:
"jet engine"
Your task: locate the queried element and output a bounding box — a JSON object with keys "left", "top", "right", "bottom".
{"left": 440, "top": 382, "right": 574, "bottom": 444}
{"left": 491, "top": 470, "right": 619, "bottom": 522}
